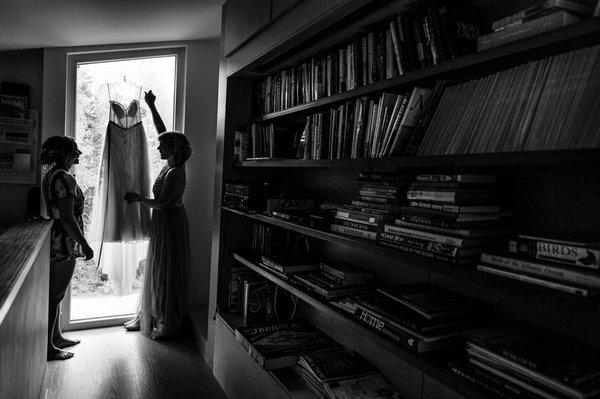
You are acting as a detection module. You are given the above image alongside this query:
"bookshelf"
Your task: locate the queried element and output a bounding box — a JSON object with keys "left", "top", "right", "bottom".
{"left": 209, "top": 1, "right": 600, "bottom": 398}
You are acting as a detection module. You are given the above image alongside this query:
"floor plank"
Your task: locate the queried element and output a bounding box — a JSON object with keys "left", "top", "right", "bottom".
{"left": 39, "top": 327, "right": 227, "bottom": 399}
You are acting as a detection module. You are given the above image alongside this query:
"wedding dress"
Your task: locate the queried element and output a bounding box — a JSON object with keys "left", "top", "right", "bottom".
{"left": 89, "top": 85, "right": 151, "bottom": 296}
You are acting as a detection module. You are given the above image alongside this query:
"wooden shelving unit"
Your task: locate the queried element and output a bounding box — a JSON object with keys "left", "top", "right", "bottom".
{"left": 210, "top": 1, "right": 600, "bottom": 398}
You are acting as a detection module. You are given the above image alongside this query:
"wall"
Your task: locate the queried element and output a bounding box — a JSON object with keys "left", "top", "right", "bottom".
{"left": 0, "top": 49, "right": 44, "bottom": 222}
{"left": 42, "top": 40, "right": 220, "bottom": 305}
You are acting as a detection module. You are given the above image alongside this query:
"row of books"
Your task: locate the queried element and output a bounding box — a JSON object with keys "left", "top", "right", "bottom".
{"left": 478, "top": 234, "right": 600, "bottom": 297}
{"left": 452, "top": 324, "right": 600, "bottom": 399}
{"left": 295, "top": 87, "right": 436, "bottom": 160}
{"left": 247, "top": 123, "right": 300, "bottom": 159}
{"left": 256, "top": 3, "right": 482, "bottom": 115}
{"left": 234, "top": 319, "right": 400, "bottom": 397}
{"left": 418, "top": 43, "right": 600, "bottom": 155}
{"left": 478, "top": 0, "right": 596, "bottom": 51}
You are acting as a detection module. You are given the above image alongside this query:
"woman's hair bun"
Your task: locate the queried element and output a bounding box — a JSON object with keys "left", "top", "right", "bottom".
{"left": 40, "top": 135, "right": 77, "bottom": 166}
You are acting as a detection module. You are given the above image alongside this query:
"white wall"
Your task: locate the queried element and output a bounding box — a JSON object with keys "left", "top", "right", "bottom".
{"left": 42, "top": 40, "right": 220, "bottom": 305}
{"left": 0, "top": 49, "right": 44, "bottom": 222}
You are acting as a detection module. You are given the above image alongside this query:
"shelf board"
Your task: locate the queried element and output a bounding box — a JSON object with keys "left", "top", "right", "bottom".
{"left": 216, "top": 312, "right": 317, "bottom": 399}
{"left": 236, "top": 148, "right": 600, "bottom": 168}
{"left": 222, "top": 206, "right": 600, "bottom": 317}
{"left": 231, "top": 252, "right": 493, "bottom": 399}
{"left": 251, "top": 18, "right": 600, "bottom": 123}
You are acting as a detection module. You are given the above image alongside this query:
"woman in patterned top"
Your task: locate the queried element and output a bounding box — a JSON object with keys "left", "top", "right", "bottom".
{"left": 41, "top": 135, "right": 94, "bottom": 360}
{"left": 123, "top": 91, "right": 191, "bottom": 339}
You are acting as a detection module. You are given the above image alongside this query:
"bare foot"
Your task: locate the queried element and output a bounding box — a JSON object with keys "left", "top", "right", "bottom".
{"left": 54, "top": 336, "right": 81, "bottom": 349}
{"left": 125, "top": 318, "right": 140, "bottom": 331}
{"left": 48, "top": 347, "right": 74, "bottom": 361}
{"left": 124, "top": 315, "right": 140, "bottom": 329}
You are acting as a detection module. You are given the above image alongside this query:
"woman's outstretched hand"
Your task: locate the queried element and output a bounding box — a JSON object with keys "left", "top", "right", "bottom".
{"left": 144, "top": 90, "right": 156, "bottom": 106}
{"left": 82, "top": 243, "right": 94, "bottom": 261}
{"left": 124, "top": 192, "right": 141, "bottom": 203}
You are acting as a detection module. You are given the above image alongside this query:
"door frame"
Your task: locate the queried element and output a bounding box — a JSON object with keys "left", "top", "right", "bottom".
{"left": 62, "top": 46, "right": 187, "bottom": 331}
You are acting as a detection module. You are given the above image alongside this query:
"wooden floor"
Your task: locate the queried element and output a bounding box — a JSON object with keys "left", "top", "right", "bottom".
{"left": 39, "top": 327, "right": 227, "bottom": 399}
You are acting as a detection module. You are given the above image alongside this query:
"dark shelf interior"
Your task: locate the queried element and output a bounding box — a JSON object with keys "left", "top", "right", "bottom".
{"left": 221, "top": 206, "right": 600, "bottom": 326}
{"left": 231, "top": 252, "right": 500, "bottom": 399}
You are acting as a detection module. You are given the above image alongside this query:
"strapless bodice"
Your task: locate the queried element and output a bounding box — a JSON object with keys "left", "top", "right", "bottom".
{"left": 109, "top": 99, "right": 142, "bottom": 129}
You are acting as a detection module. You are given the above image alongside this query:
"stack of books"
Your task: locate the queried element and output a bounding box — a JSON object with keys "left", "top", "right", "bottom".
{"left": 330, "top": 171, "right": 411, "bottom": 241}
{"left": 452, "top": 324, "right": 600, "bottom": 399}
{"left": 294, "top": 347, "right": 400, "bottom": 399}
{"left": 256, "top": 3, "right": 482, "bottom": 115}
{"left": 478, "top": 0, "right": 595, "bottom": 51}
{"left": 379, "top": 173, "right": 510, "bottom": 265}
{"left": 260, "top": 254, "right": 320, "bottom": 281}
{"left": 478, "top": 234, "right": 600, "bottom": 297}
{"left": 417, "top": 44, "right": 600, "bottom": 155}
{"left": 235, "top": 319, "right": 335, "bottom": 370}
{"left": 352, "top": 282, "right": 484, "bottom": 352}
{"left": 293, "top": 260, "right": 373, "bottom": 300}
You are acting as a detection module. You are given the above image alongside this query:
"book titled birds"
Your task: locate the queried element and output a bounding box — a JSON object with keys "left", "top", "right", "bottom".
{"left": 478, "top": 234, "right": 600, "bottom": 297}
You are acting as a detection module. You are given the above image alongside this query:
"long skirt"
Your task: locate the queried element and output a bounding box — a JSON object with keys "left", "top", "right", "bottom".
{"left": 139, "top": 205, "right": 190, "bottom": 339}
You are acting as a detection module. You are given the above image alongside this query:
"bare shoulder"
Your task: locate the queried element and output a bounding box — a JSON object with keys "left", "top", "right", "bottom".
{"left": 165, "top": 166, "right": 186, "bottom": 181}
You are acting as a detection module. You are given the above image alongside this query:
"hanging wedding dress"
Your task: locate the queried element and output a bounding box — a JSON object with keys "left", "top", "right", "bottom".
{"left": 89, "top": 82, "right": 151, "bottom": 296}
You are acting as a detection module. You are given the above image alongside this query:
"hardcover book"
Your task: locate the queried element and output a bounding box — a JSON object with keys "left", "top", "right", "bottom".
{"left": 465, "top": 325, "right": 600, "bottom": 390}
{"left": 377, "top": 282, "right": 483, "bottom": 320}
{"left": 234, "top": 320, "right": 334, "bottom": 370}
{"left": 508, "top": 235, "right": 600, "bottom": 269}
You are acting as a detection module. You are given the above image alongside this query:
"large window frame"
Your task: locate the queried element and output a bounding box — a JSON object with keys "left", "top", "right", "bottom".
{"left": 62, "top": 46, "right": 187, "bottom": 331}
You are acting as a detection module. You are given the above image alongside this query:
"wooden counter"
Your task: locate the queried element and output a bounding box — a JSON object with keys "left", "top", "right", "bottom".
{"left": 0, "top": 220, "right": 52, "bottom": 399}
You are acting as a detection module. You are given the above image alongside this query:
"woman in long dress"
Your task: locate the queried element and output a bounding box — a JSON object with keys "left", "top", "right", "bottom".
{"left": 40, "top": 136, "right": 94, "bottom": 360}
{"left": 123, "top": 91, "right": 191, "bottom": 339}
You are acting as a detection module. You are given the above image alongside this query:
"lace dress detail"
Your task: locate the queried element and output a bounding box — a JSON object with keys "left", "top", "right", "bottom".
{"left": 88, "top": 98, "right": 152, "bottom": 296}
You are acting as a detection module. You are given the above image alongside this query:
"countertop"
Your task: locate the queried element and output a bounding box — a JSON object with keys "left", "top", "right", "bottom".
{"left": 0, "top": 220, "right": 52, "bottom": 324}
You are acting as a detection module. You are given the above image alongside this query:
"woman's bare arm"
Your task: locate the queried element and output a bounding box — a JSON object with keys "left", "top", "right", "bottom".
{"left": 144, "top": 90, "right": 166, "bottom": 134}
{"left": 57, "top": 196, "right": 93, "bottom": 259}
{"left": 126, "top": 168, "right": 184, "bottom": 210}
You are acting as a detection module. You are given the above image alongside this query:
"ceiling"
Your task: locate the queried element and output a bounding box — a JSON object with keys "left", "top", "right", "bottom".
{"left": 0, "top": 0, "right": 223, "bottom": 52}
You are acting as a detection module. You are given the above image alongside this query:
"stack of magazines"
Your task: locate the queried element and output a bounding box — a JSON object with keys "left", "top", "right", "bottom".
{"left": 451, "top": 324, "right": 600, "bottom": 399}
{"left": 294, "top": 346, "right": 400, "bottom": 399}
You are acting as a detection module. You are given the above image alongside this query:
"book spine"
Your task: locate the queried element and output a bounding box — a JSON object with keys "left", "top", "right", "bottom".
{"left": 380, "top": 232, "right": 460, "bottom": 257}
{"left": 383, "top": 224, "right": 465, "bottom": 246}
{"left": 509, "top": 237, "right": 600, "bottom": 269}
{"left": 477, "top": 265, "right": 594, "bottom": 297}
{"left": 335, "top": 217, "right": 380, "bottom": 232}
{"left": 407, "top": 189, "right": 456, "bottom": 202}
{"left": 449, "top": 362, "right": 530, "bottom": 399}
{"left": 398, "top": 214, "right": 455, "bottom": 229}
{"left": 330, "top": 224, "right": 378, "bottom": 240}
{"left": 379, "top": 240, "right": 462, "bottom": 264}
{"left": 353, "top": 306, "right": 421, "bottom": 352}
{"left": 481, "top": 253, "right": 600, "bottom": 287}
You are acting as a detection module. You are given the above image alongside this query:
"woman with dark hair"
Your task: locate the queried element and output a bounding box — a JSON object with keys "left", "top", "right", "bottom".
{"left": 123, "top": 91, "right": 191, "bottom": 339}
{"left": 40, "top": 135, "right": 94, "bottom": 360}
